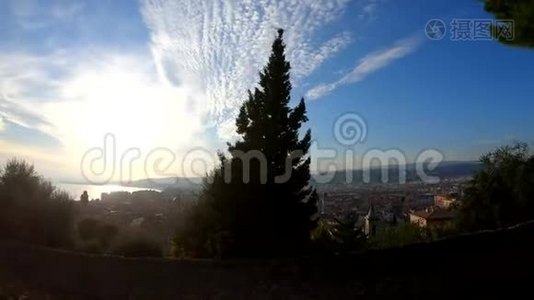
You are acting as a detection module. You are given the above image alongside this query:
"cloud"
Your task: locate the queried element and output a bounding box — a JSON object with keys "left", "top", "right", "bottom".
{"left": 1, "top": 0, "right": 387, "bottom": 180}
{"left": 140, "top": 0, "right": 352, "bottom": 140}
{"left": 0, "top": 49, "right": 214, "bottom": 179}
{"left": 0, "top": 138, "right": 75, "bottom": 179}
{"left": 0, "top": 96, "right": 52, "bottom": 131}
{"left": 0, "top": 51, "right": 73, "bottom": 131}
{"left": 0, "top": 52, "right": 62, "bottom": 131}
{"left": 358, "top": 0, "right": 384, "bottom": 20}
{"left": 50, "top": 1, "right": 86, "bottom": 20}
{"left": 306, "top": 36, "right": 422, "bottom": 100}
{"left": 9, "top": 0, "right": 85, "bottom": 30}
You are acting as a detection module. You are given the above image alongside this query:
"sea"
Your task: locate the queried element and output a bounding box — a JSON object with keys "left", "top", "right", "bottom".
{"left": 55, "top": 183, "right": 159, "bottom": 201}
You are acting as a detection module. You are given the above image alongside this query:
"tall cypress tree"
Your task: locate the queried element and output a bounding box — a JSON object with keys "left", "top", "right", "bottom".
{"left": 196, "top": 29, "right": 318, "bottom": 258}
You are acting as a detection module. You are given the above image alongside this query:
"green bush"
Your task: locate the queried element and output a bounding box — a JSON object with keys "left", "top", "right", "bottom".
{"left": 0, "top": 159, "right": 74, "bottom": 248}
{"left": 367, "top": 222, "right": 459, "bottom": 250}
{"left": 457, "top": 143, "right": 534, "bottom": 231}
{"left": 368, "top": 223, "right": 429, "bottom": 250}
{"left": 311, "top": 217, "right": 366, "bottom": 255}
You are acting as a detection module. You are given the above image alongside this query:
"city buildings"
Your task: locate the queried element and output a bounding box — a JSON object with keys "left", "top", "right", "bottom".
{"left": 434, "top": 193, "right": 458, "bottom": 209}
{"left": 408, "top": 207, "right": 455, "bottom": 227}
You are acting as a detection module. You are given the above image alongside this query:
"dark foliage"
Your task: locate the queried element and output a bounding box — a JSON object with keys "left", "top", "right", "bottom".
{"left": 175, "top": 30, "right": 318, "bottom": 258}
{"left": 77, "top": 218, "right": 118, "bottom": 250}
{"left": 484, "top": 0, "right": 534, "bottom": 48}
{"left": 111, "top": 238, "right": 162, "bottom": 258}
{"left": 77, "top": 218, "right": 100, "bottom": 240}
{"left": 457, "top": 143, "right": 534, "bottom": 230}
{"left": 80, "top": 190, "right": 89, "bottom": 205}
{"left": 311, "top": 215, "right": 366, "bottom": 255}
{"left": 0, "top": 159, "right": 74, "bottom": 248}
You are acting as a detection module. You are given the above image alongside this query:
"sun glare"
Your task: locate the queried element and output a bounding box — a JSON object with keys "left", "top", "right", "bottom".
{"left": 36, "top": 58, "right": 212, "bottom": 180}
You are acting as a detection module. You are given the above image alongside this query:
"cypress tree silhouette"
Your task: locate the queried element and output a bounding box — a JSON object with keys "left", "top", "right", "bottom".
{"left": 193, "top": 29, "right": 318, "bottom": 258}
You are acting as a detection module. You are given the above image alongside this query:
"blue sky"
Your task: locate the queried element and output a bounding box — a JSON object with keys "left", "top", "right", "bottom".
{"left": 1, "top": 0, "right": 533, "bottom": 182}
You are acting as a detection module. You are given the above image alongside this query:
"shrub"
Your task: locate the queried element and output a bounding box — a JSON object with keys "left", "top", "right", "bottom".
{"left": 77, "top": 219, "right": 119, "bottom": 250}
{"left": 457, "top": 143, "right": 534, "bottom": 230}
{"left": 368, "top": 223, "right": 429, "bottom": 250}
{"left": 98, "top": 224, "right": 119, "bottom": 248}
{"left": 0, "top": 159, "right": 74, "bottom": 248}
{"left": 77, "top": 218, "right": 100, "bottom": 240}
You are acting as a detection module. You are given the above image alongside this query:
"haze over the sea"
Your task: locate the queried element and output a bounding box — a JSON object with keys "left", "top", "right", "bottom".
{"left": 56, "top": 183, "right": 158, "bottom": 201}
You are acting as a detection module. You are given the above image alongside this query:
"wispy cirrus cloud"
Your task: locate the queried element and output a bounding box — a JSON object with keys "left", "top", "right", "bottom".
{"left": 0, "top": 96, "right": 52, "bottom": 131}
{"left": 9, "top": 0, "right": 85, "bottom": 30}
{"left": 306, "top": 36, "right": 422, "bottom": 100}
{"left": 140, "top": 0, "right": 354, "bottom": 139}
{"left": 358, "top": 0, "right": 385, "bottom": 20}
{"left": 0, "top": 49, "right": 214, "bottom": 179}
{"left": 0, "top": 52, "right": 66, "bottom": 132}
{"left": 0, "top": 0, "right": 386, "bottom": 180}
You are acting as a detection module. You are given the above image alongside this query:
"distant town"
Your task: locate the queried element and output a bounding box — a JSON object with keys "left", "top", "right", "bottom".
{"left": 75, "top": 165, "right": 471, "bottom": 249}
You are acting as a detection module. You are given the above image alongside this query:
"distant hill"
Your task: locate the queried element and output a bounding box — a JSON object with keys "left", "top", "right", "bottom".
{"left": 315, "top": 160, "right": 480, "bottom": 185}
{"left": 125, "top": 161, "right": 480, "bottom": 190}
{"left": 123, "top": 176, "right": 203, "bottom": 191}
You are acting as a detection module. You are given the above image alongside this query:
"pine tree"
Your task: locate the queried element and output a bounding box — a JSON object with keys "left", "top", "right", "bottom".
{"left": 186, "top": 29, "right": 318, "bottom": 258}
{"left": 484, "top": 0, "right": 534, "bottom": 48}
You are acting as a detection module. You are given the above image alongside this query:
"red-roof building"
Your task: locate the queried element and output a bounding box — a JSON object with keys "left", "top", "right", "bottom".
{"left": 434, "top": 194, "right": 457, "bottom": 209}
{"left": 409, "top": 207, "right": 454, "bottom": 227}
